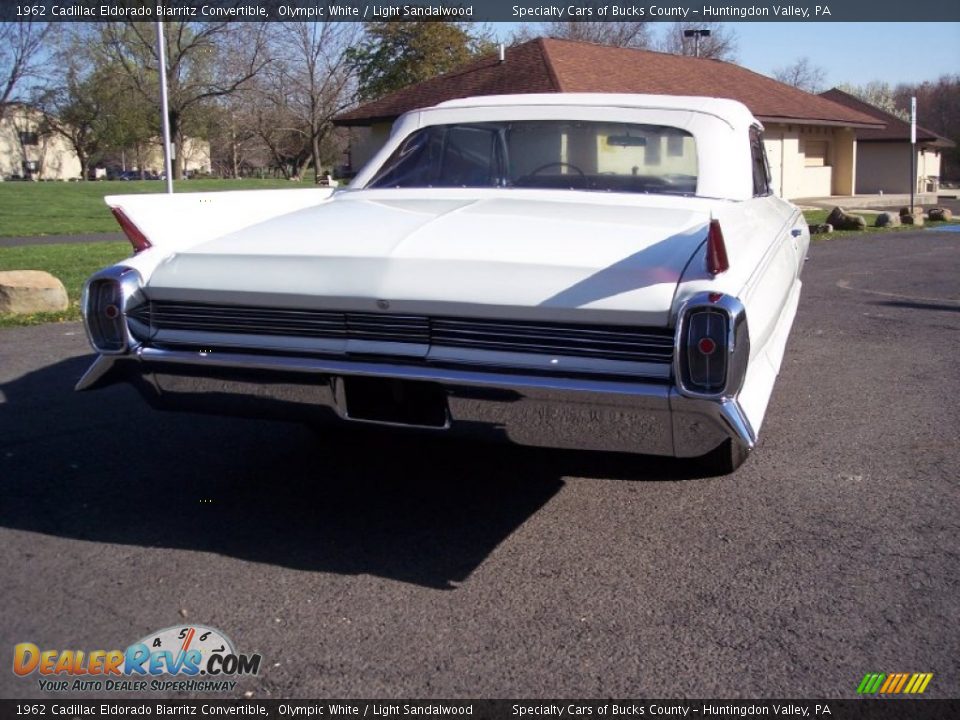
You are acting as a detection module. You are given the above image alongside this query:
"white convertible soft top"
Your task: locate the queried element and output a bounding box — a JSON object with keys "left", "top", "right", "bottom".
{"left": 356, "top": 93, "right": 761, "bottom": 201}
{"left": 433, "top": 93, "right": 761, "bottom": 134}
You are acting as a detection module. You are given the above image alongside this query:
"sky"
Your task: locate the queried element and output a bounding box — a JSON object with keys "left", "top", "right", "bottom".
{"left": 492, "top": 22, "right": 960, "bottom": 88}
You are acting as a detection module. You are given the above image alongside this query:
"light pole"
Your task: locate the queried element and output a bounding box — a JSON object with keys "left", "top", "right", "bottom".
{"left": 684, "top": 29, "right": 711, "bottom": 58}
{"left": 156, "top": 20, "right": 174, "bottom": 194}
{"left": 910, "top": 96, "right": 917, "bottom": 214}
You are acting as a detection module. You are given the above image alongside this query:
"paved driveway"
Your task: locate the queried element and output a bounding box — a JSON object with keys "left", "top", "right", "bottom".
{"left": 0, "top": 230, "right": 957, "bottom": 699}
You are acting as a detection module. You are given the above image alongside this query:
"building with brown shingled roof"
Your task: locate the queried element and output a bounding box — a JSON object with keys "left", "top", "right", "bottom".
{"left": 335, "top": 37, "right": 885, "bottom": 199}
{"left": 821, "top": 88, "right": 954, "bottom": 195}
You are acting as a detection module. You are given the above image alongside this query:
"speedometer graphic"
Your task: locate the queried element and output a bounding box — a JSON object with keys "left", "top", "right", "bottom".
{"left": 134, "top": 625, "right": 235, "bottom": 672}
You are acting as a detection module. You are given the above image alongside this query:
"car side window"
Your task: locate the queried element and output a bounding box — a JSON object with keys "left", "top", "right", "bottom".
{"left": 750, "top": 127, "right": 772, "bottom": 197}
{"left": 436, "top": 126, "right": 500, "bottom": 187}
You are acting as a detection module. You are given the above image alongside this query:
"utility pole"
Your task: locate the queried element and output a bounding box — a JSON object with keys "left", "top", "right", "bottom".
{"left": 156, "top": 20, "right": 174, "bottom": 194}
{"left": 910, "top": 96, "right": 916, "bottom": 214}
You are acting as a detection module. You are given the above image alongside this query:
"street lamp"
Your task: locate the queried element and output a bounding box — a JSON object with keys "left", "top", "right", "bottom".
{"left": 156, "top": 21, "right": 174, "bottom": 194}
{"left": 684, "top": 29, "right": 711, "bottom": 58}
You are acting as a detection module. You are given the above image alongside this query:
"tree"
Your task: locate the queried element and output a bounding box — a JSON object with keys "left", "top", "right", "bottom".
{"left": 0, "top": 21, "right": 51, "bottom": 121}
{"left": 38, "top": 65, "right": 110, "bottom": 181}
{"left": 658, "top": 23, "right": 738, "bottom": 60}
{"left": 835, "top": 81, "right": 906, "bottom": 120}
{"left": 262, "top": 22, "right": 361, "bottom": 181}
{"left": 97, "top": 22, "right": 269, "bottom": 179}
{"left": 773, "top": 57, "right": 827, "bottom": 93}
{"left": 894, "top": 75, "right": 960, "bottom": 181}
{"left": 348, "top": 22, "right": 493, "bottom": 101}
{"left": 513, "top": 21, "right": 652, "bottom": 49}
{"left": 36, "top": 27, "right": 156, "bottom": 179}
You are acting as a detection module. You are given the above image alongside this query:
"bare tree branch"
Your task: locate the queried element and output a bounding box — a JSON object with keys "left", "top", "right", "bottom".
{"left": 0, "top": 21, "right": 52, "bottom": 121}
{"left": 773, "top": 57, "right": 827, "bottom": 93}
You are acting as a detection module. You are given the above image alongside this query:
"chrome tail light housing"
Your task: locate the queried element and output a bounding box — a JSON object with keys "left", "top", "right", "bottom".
{"left": 675, "top": 292, "right": 749, "bottom": 399}
{"left": 81, "top": 267, "right": 144, "bottom": 354}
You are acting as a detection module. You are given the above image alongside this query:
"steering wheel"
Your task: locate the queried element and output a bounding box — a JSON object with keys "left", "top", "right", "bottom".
{"left": 527, "top": 161, "right": 585, "bottom": 177}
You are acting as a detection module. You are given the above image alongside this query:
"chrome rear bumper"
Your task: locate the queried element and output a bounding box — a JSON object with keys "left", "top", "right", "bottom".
{"left": 77, "top": 347, "right": 755, "bottom": 458}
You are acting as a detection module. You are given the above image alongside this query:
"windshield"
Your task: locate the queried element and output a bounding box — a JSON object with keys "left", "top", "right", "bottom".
{"left": 366, "top": 120, "right": 698, "bottom": 195}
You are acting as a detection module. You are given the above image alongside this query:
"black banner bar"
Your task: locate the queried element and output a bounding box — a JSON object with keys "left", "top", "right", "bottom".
{"left": 3, "top": 0, "right": 960, "bottom": 22}
{"left": 1, "top": 700, "right": 960, "bottom": 720}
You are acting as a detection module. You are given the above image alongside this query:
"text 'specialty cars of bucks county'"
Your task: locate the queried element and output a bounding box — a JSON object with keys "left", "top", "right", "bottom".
{"left": 78, "top": 93, "right": 809, "bottom": 475}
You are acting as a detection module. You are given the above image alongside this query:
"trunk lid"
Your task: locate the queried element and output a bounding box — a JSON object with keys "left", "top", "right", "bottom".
{"left": 145, "top": 192, "right": 711, "bottom": 327}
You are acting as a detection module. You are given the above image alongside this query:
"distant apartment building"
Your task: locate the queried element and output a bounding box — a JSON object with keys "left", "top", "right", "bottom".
{"left": 0, "top": 104, "right": 211, "bottom": 180}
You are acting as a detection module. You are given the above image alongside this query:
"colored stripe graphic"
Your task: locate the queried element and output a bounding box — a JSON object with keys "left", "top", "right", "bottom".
{"left": 857, "top": 673, "right": 885, "bottom": 694}
{"left": 858, "top": 672, "right": 933, "bottom": 694}
{"left": 892, "top": 673, "right": 909, "bottom": 693}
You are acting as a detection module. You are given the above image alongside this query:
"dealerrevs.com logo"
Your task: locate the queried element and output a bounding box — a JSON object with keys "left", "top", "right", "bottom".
{"left": 13, "top": 625, "right": 262, "bottom": 693}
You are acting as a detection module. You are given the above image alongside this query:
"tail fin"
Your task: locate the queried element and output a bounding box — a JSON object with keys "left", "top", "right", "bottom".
{"left": 105, "top": 188, "right": 334, "bottom": 253}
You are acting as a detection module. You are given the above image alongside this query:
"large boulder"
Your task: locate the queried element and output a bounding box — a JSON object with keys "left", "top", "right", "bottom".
{"left": 0, "top": 270, "right": 69, "bottom": 314}
{"left": 826, "top": 206, "right": 867, "bottom": 231}
{"left": 928, "top": 207, "right": 953, "bottom": 222}
{"left": 901, "top": 213, "right": 925, "bottom": 226}
{"left": 874, "top": 212, "right": 901, "bottom": 228}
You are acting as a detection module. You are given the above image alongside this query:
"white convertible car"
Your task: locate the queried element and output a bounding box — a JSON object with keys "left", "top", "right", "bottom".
{"left": 78, "top": 94, "right": 809, "bottom": 474}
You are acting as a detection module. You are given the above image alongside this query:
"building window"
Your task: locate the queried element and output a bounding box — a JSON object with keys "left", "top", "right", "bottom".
{"left": 19, "top": 131, "right": 39, "bottom": 146}
{"left": 804, "top": 140, "right": 829, "bottom": 167}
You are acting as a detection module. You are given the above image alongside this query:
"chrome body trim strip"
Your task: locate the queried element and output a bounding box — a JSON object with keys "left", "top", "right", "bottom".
{"left": 74, "top": 355, "right": 118, "bottom": 392}
{"left": 130, "top": 300, "right": 676, "bottom": 367}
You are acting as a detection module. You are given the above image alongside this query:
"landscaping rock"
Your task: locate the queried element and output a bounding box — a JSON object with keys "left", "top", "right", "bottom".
{"left": 808, "top": 223, "right": 833, "bottom": 235}
{"left": 899, "top": 206, "right": 911, "bottom": 217}
{"left": 927, "top": 207, "right": 953, "bottom": 222}
{"left": 0, "top": 270, "right": 69, "bottom": 314}
{"left": 826, "top": 207, "right": 867, "bottom": 231}
{"left": 874, "top": 212, "right": 901, "bottom": 228}
{"left": 900, "top": 213, "right": 925, "bottom": 226}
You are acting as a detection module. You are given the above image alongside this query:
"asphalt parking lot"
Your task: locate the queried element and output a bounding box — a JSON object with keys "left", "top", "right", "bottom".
{"left": 1, "top": 230, "right": 957, "bottom": 699}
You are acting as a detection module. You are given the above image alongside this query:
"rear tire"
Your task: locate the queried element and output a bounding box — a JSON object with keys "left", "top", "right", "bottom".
{"left": 696, "top": 439, "right": 750, "bottom": 476}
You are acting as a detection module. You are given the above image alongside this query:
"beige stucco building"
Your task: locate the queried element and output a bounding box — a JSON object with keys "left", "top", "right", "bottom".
{"left": 821, "top": 89, "right": 953, "bottom": 195}
{"left": 761, "top": 123, "right": 858, "bottom": 198}
{"left": 1, "top": 104, "right": 211, "bottom": 180}
{"left": 0, "top": 105, "right": 82, "bottom": 181}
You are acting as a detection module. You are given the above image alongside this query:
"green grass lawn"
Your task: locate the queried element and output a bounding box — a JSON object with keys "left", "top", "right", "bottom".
{"left": 0, "top": 178, "right": 307, "bottom": 237}
{"left": 0, "top": 241, "right": 130, "bottom": 326}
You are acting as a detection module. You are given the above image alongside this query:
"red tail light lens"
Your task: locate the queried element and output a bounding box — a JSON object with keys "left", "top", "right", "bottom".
{"left": 683, "top": 309, "right": 728, "bottom": 393}
{"left": 111, "top": 207, "right": 152, "bottom": 253}
{"left": 675, "top": 293, "right": 750, "bottom": 399}
{"left": 85, "top": 278, "right": 126, "bottom": 352}
{"left": 697, "top": 337, "right": 717, "bottom": 355}
{"left": 706, "top": 219, "right": 729, "bottom": 276}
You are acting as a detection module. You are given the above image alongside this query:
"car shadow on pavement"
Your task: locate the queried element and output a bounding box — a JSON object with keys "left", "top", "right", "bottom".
{"left": 1, "top": 354, "right": 694, "bottom": 590}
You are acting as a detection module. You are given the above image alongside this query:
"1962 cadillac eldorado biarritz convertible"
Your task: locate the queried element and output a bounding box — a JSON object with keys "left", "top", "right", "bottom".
{"left": 78, "top": 94, "right": 809, "bottom": 474}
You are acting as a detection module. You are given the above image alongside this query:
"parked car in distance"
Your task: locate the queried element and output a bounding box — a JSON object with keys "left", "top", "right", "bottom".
{"left": 78, "top": 94, "right": 809, "bottom": 474}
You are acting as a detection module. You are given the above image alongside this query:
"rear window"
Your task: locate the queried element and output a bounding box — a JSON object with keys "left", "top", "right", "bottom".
{"left": 367, "top": 120, "right": 698, "bottom": 196}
